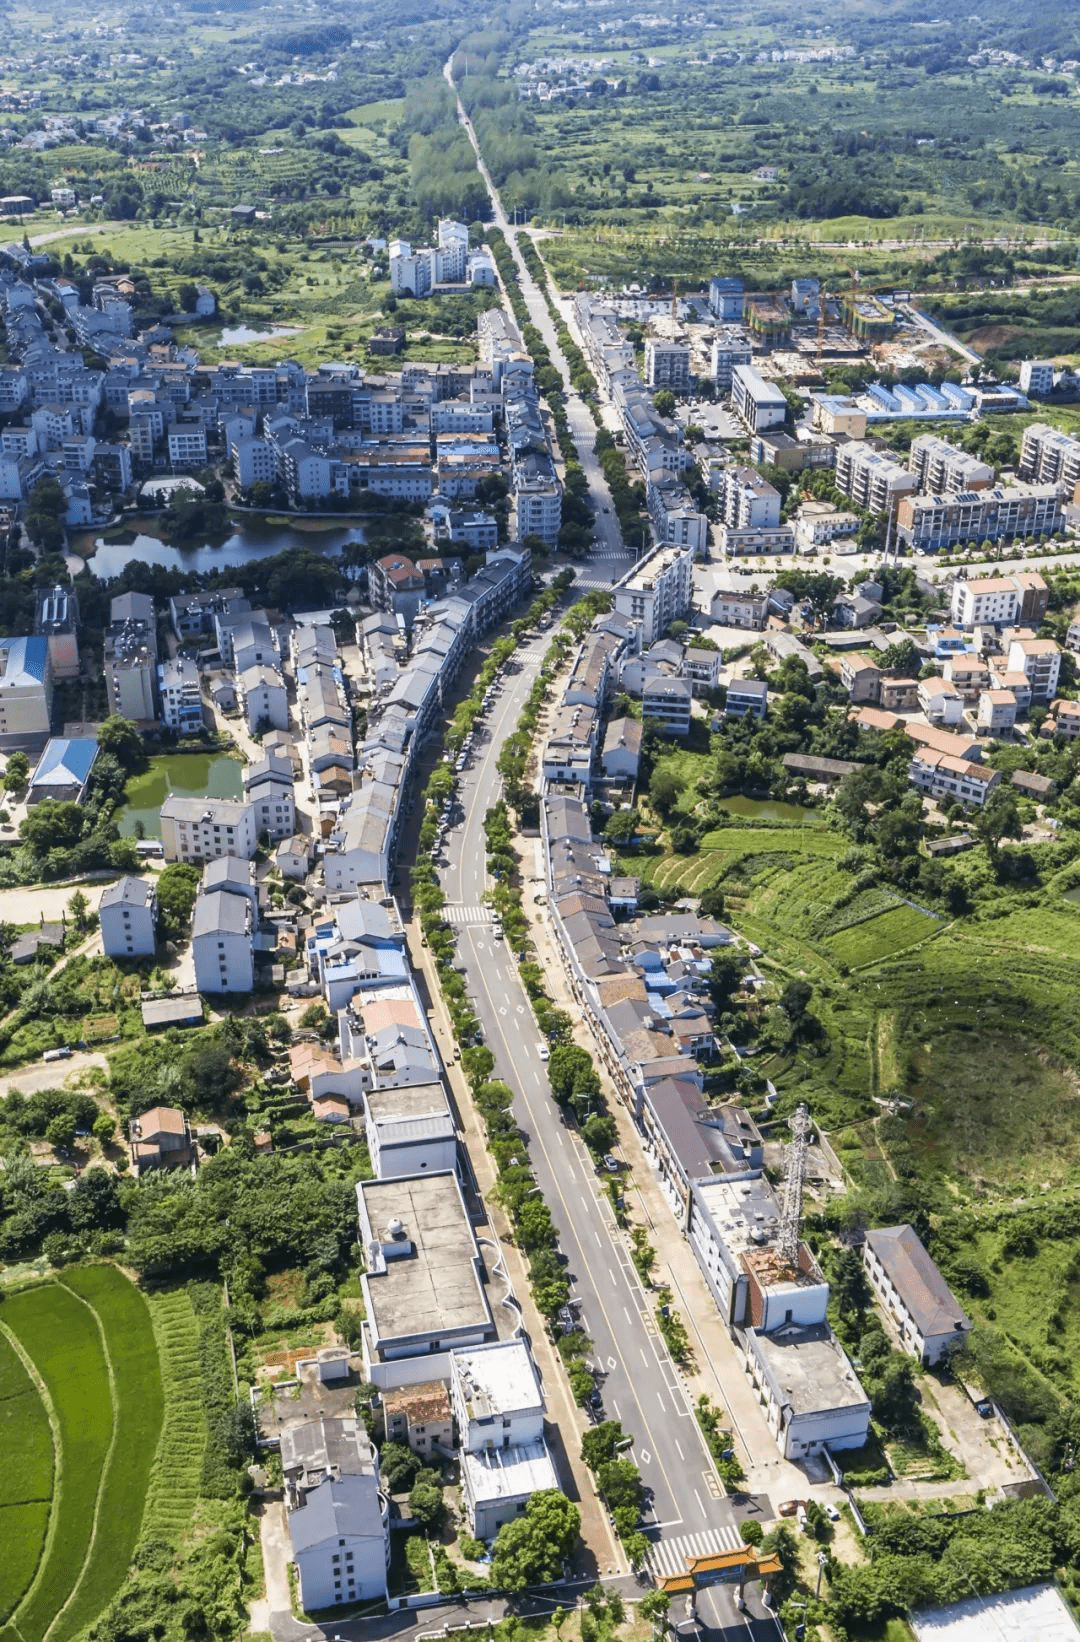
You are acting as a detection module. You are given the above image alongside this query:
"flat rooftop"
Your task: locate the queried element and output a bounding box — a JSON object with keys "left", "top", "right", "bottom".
{"left": 357, "top": 1173, "right": 492, "bottom": 1348}
{"left": 461, "top": 1438, "right": 559, "bottom": 1505}
{"left": 748, "top": 1322, "right": 869, "bottom": 1417}
{"left": 913, "top": 1587, "right": 1080, "bottom": 1642}
{"left": 693, "top": 1173, "right": 782, "bottom": 1261}
{"left": 365, "top": 1082, "right": 451, "bottom": 1123}
{"left": 452, "top": 1339, "right": 543, "bottom": 1421}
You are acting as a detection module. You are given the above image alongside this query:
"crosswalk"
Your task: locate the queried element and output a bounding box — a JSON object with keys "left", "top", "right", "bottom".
{"left": 443, "top": 903, "right": 494, "bottom": 926}
{"left": 646, "top": 1523, "right": 744, "bottom": 1580}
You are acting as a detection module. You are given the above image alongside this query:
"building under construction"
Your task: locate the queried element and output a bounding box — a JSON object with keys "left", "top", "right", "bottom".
{"left": 687, "top": 1105, "right": 871, "bottom": 1461}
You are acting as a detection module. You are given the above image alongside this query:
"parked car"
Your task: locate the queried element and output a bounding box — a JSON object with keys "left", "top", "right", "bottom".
{"left": 42, "top": 1047, "right": 72, "bottom": 1063}
{"left": 538, "top": 1044, "right": 550, "bottom": 1061}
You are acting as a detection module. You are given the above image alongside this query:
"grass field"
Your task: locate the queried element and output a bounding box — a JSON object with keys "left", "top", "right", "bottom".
{"left": 0, "top": 1267, "right": 165, "bottom": 1642}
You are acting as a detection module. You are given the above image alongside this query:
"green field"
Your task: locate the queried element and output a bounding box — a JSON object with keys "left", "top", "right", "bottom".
{"left": 0, "top": 1267, "right": 164, "bottom": 1642}
{"left": 0, "top": 1335, "right": 53, "bottom": 1626}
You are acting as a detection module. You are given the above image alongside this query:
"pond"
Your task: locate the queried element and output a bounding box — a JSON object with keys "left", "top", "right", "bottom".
{"left": 117, "top": 752, "right": 244, "bottom": 839}
{"left": 72, "top": 516, "right": 367, "bottom": 579}
{"left": 718, "top": 795, "right": 818, "bottom": 824}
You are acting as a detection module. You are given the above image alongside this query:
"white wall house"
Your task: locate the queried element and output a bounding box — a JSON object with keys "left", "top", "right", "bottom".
{"left": 863, "top": 1224, "right": 971, "bottom": 1367}
{"left": 99, "top": 876, "right": 157, "bottom": 958}
{"left": 192, "top": 888, "right": 254, "bottom": 993}
{"left": 450, "top": 1340, "right": 560, "bottom": 1541}
{"left": 160, "top": 796, "right": 258, "bottom": 863}
{"left": 282, "top": 1417, "right": 389, "bottom": 1610}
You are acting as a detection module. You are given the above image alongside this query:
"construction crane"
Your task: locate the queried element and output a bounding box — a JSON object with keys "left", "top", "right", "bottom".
{"left": 778, "top": 1103, "right": 812, "bottom": 1269}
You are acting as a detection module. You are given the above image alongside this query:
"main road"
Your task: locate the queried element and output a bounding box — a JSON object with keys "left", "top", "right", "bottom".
{"left": 437, "top": 652, "right": 778, "bottom": 1642}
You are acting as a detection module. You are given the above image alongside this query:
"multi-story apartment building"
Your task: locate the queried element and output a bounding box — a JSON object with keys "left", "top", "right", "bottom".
{"left": 1019, "top": 361, "right": 1055, "bottom": 396}
{"left": 909, "top": 434, "right": 994, "bottom": 494}
{"left": 1019, "top": 422, "right": 1080, "bottom": 489}
{"left": 731, "top": 364, "right": 787, "bottom": 432}
{"left": 1007, "top": 635, "right": 1061, "bottom": 700}
{"left": 99, "top": 875, "right": 158, "bottom": 959}
{"left": 895, "top": 484, "right": 1063, "bottom": 553}
{"left": 950, "top": 571, "right": 1047, "bottom": 629}
{"left": 158, "top": 656, "right": 203, "bottom": 735}
{"left": 717, "top": 465, "right": 782, "bottom": 530}
{"left": 644, "top": 337, "right": 691, "bottom": 394}
{"left": 612, "top": 546, "right": 693, "bottom": 645}
{"left": 708, "top": 277, "right": 745, "bottom": 321}
{"left": 159, "top": 796, "right": 258, "bottom": 863}
{"left": 711, "top": 329, "right": 753, "bottom": 391}
{"left": 908, "top": 750, "right": 1001, "bottom": 808}
{"left": 192, "top": 888, "right": 254, "bottom": 993}
{"left": 834, "top": 442, "right": 918, "bottom": 514}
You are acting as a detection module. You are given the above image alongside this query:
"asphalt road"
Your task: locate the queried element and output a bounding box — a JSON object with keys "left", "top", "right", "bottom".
{"left": 436, "top": 646, "right": 777, "bottom": 1623}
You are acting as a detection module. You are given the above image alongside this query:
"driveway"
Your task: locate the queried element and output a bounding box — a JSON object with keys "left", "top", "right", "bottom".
{"left": 0, "top": 1051, "right": 108, "bottom": 1097}
{"left": 0, "top": 882, "right": 113, "bottom": 926}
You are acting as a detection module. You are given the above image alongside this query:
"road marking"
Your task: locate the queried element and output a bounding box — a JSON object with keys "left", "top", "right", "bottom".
{"left": 675, "top": 1439, "right": 685, "bottom": 1461}
{"left": 639, "top": 1448, "right": 652, "bottom": 1464}
{"left": 657, "top": 1392, "right": 666, "bottom": 1412}
{"left": 640, "top": 1348, "right": 649, "bottom": 1366}
{"left": 623, "top": 1307, "right": 632, "bottom": 1324}
{"left": 646, "top": 1526, "right": 743, "bottom": 1579}
{"left": 693, "top": 1488, "right": 705, "bottom": 1515}
{"left": 593, "top": 1230, "right": 602, "bottom": 1247}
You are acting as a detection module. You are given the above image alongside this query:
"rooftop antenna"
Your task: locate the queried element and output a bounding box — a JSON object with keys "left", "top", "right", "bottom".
{"left": 778, "top": 1103, "right": 811, "bottom": 1268}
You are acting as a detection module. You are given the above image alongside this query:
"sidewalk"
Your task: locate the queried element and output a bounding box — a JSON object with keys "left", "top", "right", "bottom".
{"left": 519, "top": 833, "right": 813, "bottom": 1509}
{"left": 406, "top": 914, "right": 624, "bottom": 1580}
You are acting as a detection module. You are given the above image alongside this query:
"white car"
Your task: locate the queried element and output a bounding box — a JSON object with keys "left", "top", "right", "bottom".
{"left": 538, "top": 1044, "right": 550, "bottom": 1061}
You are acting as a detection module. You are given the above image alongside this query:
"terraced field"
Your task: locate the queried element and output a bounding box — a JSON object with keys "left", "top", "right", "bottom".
{"left": 0, "top": 1266, "right": 165, "bottom": 1642}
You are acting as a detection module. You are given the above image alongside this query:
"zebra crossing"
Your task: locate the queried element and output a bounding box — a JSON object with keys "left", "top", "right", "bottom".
{"left": 646, "top": 1523, "right": 744, "bottom": 1580}
{"left": 443, "top": 903, "right": 494, "bottom": 926}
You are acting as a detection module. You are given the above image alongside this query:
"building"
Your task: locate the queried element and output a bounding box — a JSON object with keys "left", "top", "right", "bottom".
{"left": 238, "top": 664, "right": 288, "bottom": 735}
{"left": 1007, "top": 635, "right": 1061, "bottom": 700}
{"left": 909, "top": 435, "right": 994, "bottom": 494}
{"left": 99, "top": 875, "right": 157, "bottom": 958}
{"left": 731, "top": 364, "right": 787, "bottom": 433}
{"left": 644, "top": 337, "right": 691, "bottom": 394}
{"left": 834, "top": 443, "right": 917, "bottom": 514}
{"left": 1019, "top": 422, "right": 1080, "bottom": 489}
{"left": 243, "top": 753, "right": 296, "bottom": 843}
{"left": 368, "top": 554, "right": 427, "bottom": 630}
{"left": 895, "top": 485, "right": 1063, "bottom": 554}
{"left": 840, "top": 656, "right": 881, "bottom": 705}
{"left": 612, "top": 546, "right": 693, "bottom": 645}
{"left": 362, "top": 1082, "right": 456, "bottom": 1179}
{"left": 356, "top": 1173, "right": 495, "bottom": 1380}
{"left": 641, "top": 673, "right": 692, "bottom": 736}
{"left": 34, "top": 585, "right": 79, "bottom": 680}
{"left": 977, "top": 689, "right": 1017, "bottom": 734}
{"left": 716, "top": 466, "right": 782, "bottom": 531}
{"left": 451, "top": 1340, "right": 559, "bottom": 1541}
{"left": 130, "top": 1105, "right": 194, "bottom": 1172}
{"left": 159, "top": 796, "right": 258, "bottom": 863}
{"left": 600, "top": 715, "right": 642, "bottom": 781}
{"left": 158, "top": 656, "right": 203, "bottom": 735}
{"left": 382, "top": 1382, "right": 453, "bottom": 1459}
{"left": 26, "top": 736, "right": 97, "bottom": 804}
{"left": 863, "top": 1224, "right": 971, "bottom": 1366}
{"left": 192, "top": 888, "right": 254, "bottom": 994}
{"left": 708, "top": 277, "right": 745, "bottom": 321}
{"left": 709, "top": 588, "right": 768, "bottom": 630}
{"left": 908, "top": 750, "right": 1001, "bottom": 808}
{"left": 711, "top": 329, "right": 753, "bottom": 391}
{"left": 917, "top": 677, "right": 963, "bottom": 726}
{"left": 950, "top": 575, "right": 1021, "bottom": 629}
{"left": 726, "top": 678, "right": 768, "bottom": 720}
{"left": 1019, "top": 360, "right": 1055, "bottom": 396}
{"left": 282, "top": 1417, "right": 388, "bottom": 1610}
{"left": 0, "top": 636, "right": 53, "bottom": 745}
{"left": 105, "top": 599, "right": 157, "bottom": 723}
{"left": 744, "top": 1323, "right": 872, "bottom": 1461}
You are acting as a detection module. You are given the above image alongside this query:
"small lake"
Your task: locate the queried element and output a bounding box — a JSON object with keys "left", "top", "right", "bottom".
{"left": 217, "top": 324, "right": 303, "bottom": 346}
{"left": 73, "top": 516, "right": 367, "bottom": 579}
{"left": 117, "top": 752, "right": 244, "bottom": 839}
{"left": 718, "top": 796, "right": 818, "bottom": 823}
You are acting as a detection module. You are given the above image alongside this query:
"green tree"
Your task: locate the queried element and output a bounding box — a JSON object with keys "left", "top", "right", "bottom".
{"left": 92, "top": 1112, "right": 117, "bottom": 1147}
{"left": 653, "top": 389, "right": 676, "bottom": 418}
{"left": 708, "top": 950, "right": 746, "bottom": 1009}
{"left": 408, "top": 1475, "right": 446, "bottom": 1529}
{"left": 833, "top": 1246, "right": 870, "bottom": 1320}
{"left": 650, "top": 766, "right": 682, "bottom": 817}
{"left": 20, "top": 800, "right": 84, "bottom": 854}
{"left": 67, "top": 890, "right": 90, "bottom": 933}
{"left": 973, "top": 788, "right": 1023, "bottom": 867}
{"left": 379, "top": 1441, "right": 420, "bottom": 1492}
{"left": 639, "top": 1591, "right": 671, "bottom": 1632}
{"left": 97, "top": 714, "right": 146, "bottom": 772}
{"left": 45, "top": 1112, "right": 77, "bottom": 1150}
{"left": 581, "top": 1420, "right": 630, "bottom": 1471}
{"left": 3, "top": 751, "right": 29, "bottom": 792}
{"left": 698, "top": 883, "right": 725, "bottom": 920}
{"left": 155, "top": 863, "right": 201, "bottom": 942}
{"left": 489, "top": 1490, "right": 581, "bottom": 1592}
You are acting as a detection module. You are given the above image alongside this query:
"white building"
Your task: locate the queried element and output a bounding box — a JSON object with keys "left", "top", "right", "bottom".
{"left": 909, "top": 435, "right": 994, "bottom": 495}
{"left": 158, "top": 655, "right": 203, "bottom": 735}
{"left": 362, "top": 1082, "right": 456, "bottom": 1180}
{"left": 159, "top": 795, "right": 258, "bottom": 863}
{"left": 612, "top": 546, "right": 693, "bottom": 645}
{"left": 950, "top": 575, "right": 1020, "bottom": 629}
{"left": 908, "top": 750, "right": 1001, "bottom": 808}
{"left": 864, "top": 1224, "right": 971, "bottom": 1366}
{"left": 450, "top": 1340, "right": 560, "bottom": 1541}
{"left": 1019, "top": 360, "right": 1055, "bottom": 396}
{"left": 192, "top": 888, "right": 254, "bottom": 994}
{"left": 744, "top": 1323, "right": 871, "bottom": 1461}
{"left": 238, "top": 663, "right": 289, "bottom": 734}
{"left": 835, "top": 441, "right": 918, "bottom": 514}
{"left": 717, "top": 465, "right": 782, "bottom": 530}
{"left": 99, "top": 876, "right": 157, "bottom": 958}
{"left": 282, "top": 1417, "right": 389, "bottom": 1610}
{"left": 710, "top": 329, "right": 753, "bottom": 391}
{"left": 644, "top": 337, "right": 691, "bottom": 394}
{"left": 1007, "top": 636, "right": 1061, "bottom": 700}
{"left": 641, "top": 673, "right": 692, "bottom": 736}
{"left": 731, "top": 364, "right": 787, "bottom": 433}
{"left": 242, "top": 752, "right": 296, "bottom": 842}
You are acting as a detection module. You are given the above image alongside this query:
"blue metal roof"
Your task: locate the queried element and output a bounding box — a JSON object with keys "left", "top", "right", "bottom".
{"left": 30, "top": 737, "right": 99, "bottom": 788}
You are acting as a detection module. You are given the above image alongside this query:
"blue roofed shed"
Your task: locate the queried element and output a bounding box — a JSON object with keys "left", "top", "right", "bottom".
{"left": 27, "top": 736, "right": 99, "bottom": 805}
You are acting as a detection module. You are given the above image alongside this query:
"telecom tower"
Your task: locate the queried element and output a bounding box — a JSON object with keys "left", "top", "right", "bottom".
{"left": 778, "top": 1103, "right": 812, "bottom": 1269}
